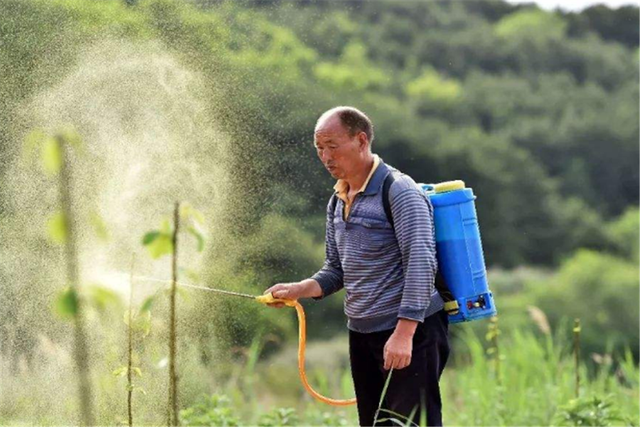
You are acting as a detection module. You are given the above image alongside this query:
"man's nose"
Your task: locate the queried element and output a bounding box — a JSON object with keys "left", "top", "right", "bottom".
{"left": 320, "top": 150, "right": 332, "bottom": 163}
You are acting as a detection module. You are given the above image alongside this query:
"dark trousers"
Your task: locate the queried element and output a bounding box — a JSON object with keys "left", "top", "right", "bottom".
{"left": 349, "top": 310, "right": 450, "bottom": 427}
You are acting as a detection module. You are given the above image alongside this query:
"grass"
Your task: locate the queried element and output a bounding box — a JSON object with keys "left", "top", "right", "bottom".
{"left": 1, "top": 307, "right": 637, "bottom": 426}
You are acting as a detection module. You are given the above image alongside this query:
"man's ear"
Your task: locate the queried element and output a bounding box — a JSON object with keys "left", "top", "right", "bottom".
{"left": 357, "top": 131, "right": 369, "bottom": 152}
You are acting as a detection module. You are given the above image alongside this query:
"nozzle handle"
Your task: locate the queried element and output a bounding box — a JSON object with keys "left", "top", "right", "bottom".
{"left": 256, "top": 292, "right": 296, "bottom": 307}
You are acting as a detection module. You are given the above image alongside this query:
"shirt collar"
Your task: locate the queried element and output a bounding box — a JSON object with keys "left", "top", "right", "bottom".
{"left": 333, "top": 155, "right": 388, "bottom": 200}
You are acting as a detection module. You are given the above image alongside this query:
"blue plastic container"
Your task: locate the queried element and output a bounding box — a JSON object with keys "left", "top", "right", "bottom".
{"left": 420, "top": 181, "right": 497, "bottom": 323}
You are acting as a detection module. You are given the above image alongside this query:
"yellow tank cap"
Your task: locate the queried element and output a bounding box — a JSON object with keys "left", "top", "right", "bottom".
{"left": 434, "top": 180, "right": 466, "bottom": 193}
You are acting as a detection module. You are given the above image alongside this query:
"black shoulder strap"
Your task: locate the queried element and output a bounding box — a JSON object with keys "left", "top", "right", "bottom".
{"left": 382, "top": 172, "right": 397, "bottom": 229}
{"left": 329, "top": 193, "right": 339, "bottom": 219}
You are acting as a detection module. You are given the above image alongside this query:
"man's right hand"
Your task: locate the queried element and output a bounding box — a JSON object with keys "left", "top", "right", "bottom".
{"left": 263, "top": 280, "right": 323, "bottom": 308}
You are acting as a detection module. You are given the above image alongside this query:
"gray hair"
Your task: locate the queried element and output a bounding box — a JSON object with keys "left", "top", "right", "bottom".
{"left": 316, "top": 106, "right": 375, "bottom": 143}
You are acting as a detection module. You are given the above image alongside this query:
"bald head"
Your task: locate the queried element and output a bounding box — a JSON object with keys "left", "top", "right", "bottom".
{"left": 315, "top": 106, "right": 374, "bottom": 145}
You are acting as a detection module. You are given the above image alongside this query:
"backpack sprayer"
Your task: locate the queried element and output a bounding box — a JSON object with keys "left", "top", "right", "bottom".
{"left": 421, "top": 180, "right": 497, "bottom": 323}
{"left": 138, "top": 179, "right": 496, "bottom": 406}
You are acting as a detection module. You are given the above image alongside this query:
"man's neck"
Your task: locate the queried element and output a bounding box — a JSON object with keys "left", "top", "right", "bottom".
{"left": 345, "top": 154, "right": 375, "bottom": 193}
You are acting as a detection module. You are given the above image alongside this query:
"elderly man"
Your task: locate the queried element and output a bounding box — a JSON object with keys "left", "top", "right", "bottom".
{"left": 265, "top": 106, "right": 450, "bottom": 426}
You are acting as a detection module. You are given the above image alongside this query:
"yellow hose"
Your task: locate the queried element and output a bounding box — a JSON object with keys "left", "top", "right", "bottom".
{"left": 255, "top": 293, "right": 357, "bottom": 406}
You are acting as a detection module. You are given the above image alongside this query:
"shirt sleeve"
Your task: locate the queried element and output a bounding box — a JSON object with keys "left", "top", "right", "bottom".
{"left": 390, "top": 187, "right": 437, "bottom": 322}
{"left": 311, "top": 196, "right": 344, "bottom": 300}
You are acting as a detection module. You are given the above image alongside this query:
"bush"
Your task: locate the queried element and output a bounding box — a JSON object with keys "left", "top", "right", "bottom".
{"left": 180, "top": 394, "right": 241, "bottom": 427}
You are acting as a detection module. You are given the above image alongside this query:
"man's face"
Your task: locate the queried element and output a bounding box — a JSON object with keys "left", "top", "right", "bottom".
{"left": 314, "top": 116, "right": 367, "bottom": 180}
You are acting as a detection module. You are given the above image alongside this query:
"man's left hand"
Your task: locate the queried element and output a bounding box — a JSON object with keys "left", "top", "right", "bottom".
{"left": 383, "top": 331, "right": 413, "bottom": 370}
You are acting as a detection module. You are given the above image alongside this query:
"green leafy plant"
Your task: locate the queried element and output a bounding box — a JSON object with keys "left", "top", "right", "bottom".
{"left": 142, "top": 202, "right": 206, "bottom": 426}
{"left": 179, "top": 394, "right": 240, "bottom": 427}
{"left": 555, "top": 394, "right": 627, "bottom": 426}
{"left": 257, "top": 407, "right": 298, "bottom": 427}
{"left": 111, "top": 255, "right": 151, "bottom": 427}
{"left": 142, "top": 203, "right": 205, "bottom": 260}
{"left": 27, "top": 128, "right": 95, "bottom": 426}
{"left": 305, "top": 410, "right": 350, "bottom": 427}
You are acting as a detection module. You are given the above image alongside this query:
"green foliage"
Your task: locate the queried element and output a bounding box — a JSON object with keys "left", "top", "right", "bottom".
{"left": 230, "top": 20, "right": 317, "bottom": 81}
{"left": 314, "top": 41, "right": 389, "bottom": 91}
{"left": 24, "top": 128, "right": 84, "bottom": 176}
{"left": 142, "top": 230, "right": 173, "bottom": 259}
{"left": 47, "top": 211, "right": 68, "bottom": 244}
{"left": 11, "top": 0, "right": 628, "bottom": 270}
{"left": 41, "top": 136, "right": 63, "bottom": 175}
{"left": 139, "top": 295, "right": 155, "bottom": 314}
{"left": 303, "top": 409, "right": 350, "bottom": 427}
{"left": 606, "top": 207, "right": 639, "bottom": 261}
{"left": 179, "top": 394, "right": 240, "bottom": 427}
{"left": 181, "top": 203, "right": 206, "bottom": 252}
{"left": 89, "top": 212, "right": 109, "bottom": 242}
{"left": 53, "top": 287, "right": 78, "bottom": 320}
{"left": 495, "top": 9, "right": 567, "bottom": 41}
{"left": 555, "top": 394, "right": 626, "bottom": 426}
{"left": 143, "top": 205, "right": 206, "bottom": 258}
{"left": 373, "top": 368, "right": 395, "bottom": 426}
{"left": 86, "top": 284, "right": 121, "bottom": 313}
{"left": 405, "top": 67, "right": 462, "bottom": 106}
{"left": 257, "top": 407, "right": 298, "bottom": 427}
{"left": 442, "top": 325, "right": 639, "bottom": 426}
{"left": 112, "top": 366, "right": 142, "bottom": 377}
{"left": 533, "top": 249, "right": 639, "bottom": 358}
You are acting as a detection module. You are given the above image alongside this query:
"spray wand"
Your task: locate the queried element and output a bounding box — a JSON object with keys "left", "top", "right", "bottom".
{"left": 133, "top": 276, "right": 356, "bottom": 407}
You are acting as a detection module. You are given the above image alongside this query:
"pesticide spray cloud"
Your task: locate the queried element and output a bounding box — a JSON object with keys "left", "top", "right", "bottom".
{"left": 0, "top": 38, "right": 237, "bottom": 422}
{"left": 5, "top": 39, "right": 232, "bottom": 290}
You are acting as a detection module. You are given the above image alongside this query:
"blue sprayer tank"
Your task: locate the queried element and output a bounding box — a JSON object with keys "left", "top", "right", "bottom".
{"left": 420, "top": 180, "right": 497, "bottom": 323}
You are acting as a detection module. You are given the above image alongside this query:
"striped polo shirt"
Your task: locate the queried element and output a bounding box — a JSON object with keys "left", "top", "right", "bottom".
{"left": 312, "top": 157, "right": 444, "bottom": 333}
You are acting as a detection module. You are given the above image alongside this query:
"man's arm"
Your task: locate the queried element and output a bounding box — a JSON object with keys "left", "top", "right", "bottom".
{"left": 390, "top": 187, "right": 437, "bottom": 322}
{"left": 383, "top": 184, "right": 437, "bottom": 370}
{"left": 310, "top": 196, "right": 344, "bottom": 300}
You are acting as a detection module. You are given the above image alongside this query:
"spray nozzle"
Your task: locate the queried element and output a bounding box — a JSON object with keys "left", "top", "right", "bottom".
{"left": 255, "top": 292, "right": 296, "bottom": 307}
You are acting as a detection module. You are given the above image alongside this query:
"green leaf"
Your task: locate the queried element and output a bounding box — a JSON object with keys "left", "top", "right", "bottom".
{"left": 134, "top": 386, "right": 147, "bottom": 395}
{"left": 87, "top": 285, "right": 121, "bottom": 312}
{"left": 112, "top": 366, "right": 128, "bottom": 377}
{"left": 54, "top": 287, "right": 78, "bottom": 319}
{"left": 59, "top": 128, "right": 83, "bottom": 149}
{"left": 187, "top": 226, "right": 205, "bottom": 252}
{"left": 90, "top": 211, "right": 109, "bottom": 241}
{"left": 160, "top": 219, "right": 172, "bottom": 234}
{"left": 47, "top": 212, "right": 67, "bottom": 244}
{"left": 180, "top": 203, "right": 205, "bottom": 225}
{"left": 139, "top": 295, "right": 155, "bottom": 313}
{"left": 131, "top": 367, "right": 142, "bottom": 377}
{"left": 134, "top": 310, "right": 152, "bottom": 337}
{"left": 145, "top": 233, "right": 173, "bottom": 259}
{"left": 142, "top": 231, "right": 160, "bottom": 246}
{"left": 41, "top": 137, "right": 63, "bottom": 175}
